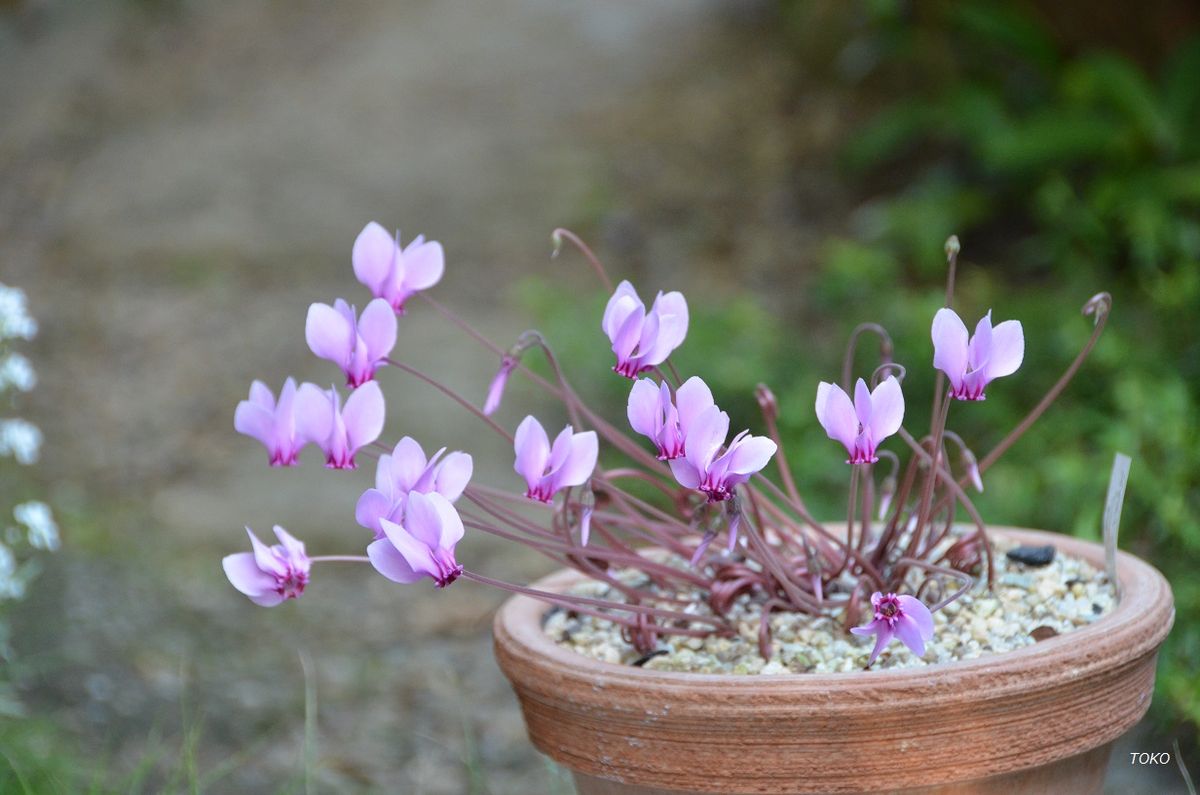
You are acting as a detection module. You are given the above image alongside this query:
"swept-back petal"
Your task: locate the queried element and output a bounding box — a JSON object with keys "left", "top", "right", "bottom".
{"left": 223, "top": 552, "right": 275, "bottom": 596}
{"left": 968, "top": 311, "right": 993, "bottom": 372}
{"left": 601, "top": 281, "right": 642, "bottom": 339}
{"left": 305, "top": 303, "right": 354, "bottom": 365}
{"left": 358, "top": 298, "right": 398, "bottom": 362}
{"left": 426, "top": 492, "right": 465, "bottom": 548}
{"left": 853, "top": 378, "right": 873, "bottom": 427}
{"left": 985, "top": 319, "right": 1024, "bottom": 379}
{"left": 248, "top": 380, "right": 275, "bottom": 410}
{"left": 720, "top": 435, "right": 777, "bottom": 477}
{"left": 627, "top": 378, "right": 662, "bottom": 438}
{"left": 553, "top": 431, "right": 598, "bottom": 489}
{"left": 273, "top": 526, "right": 306, "bottom": 562}
{"left": 434, "top": 452, "right": 472, "bottom": 501}
{"left": 893, "top": 614, "right": 927, "bottom": 658}
{"left": 402, "top": 491, "right": 445, "bottom": 550}
{"left": 293, "top": 383, "right": 334, "bottom": 445}
{"left": 513, "top": 415, "right": 550, "bottom": 485}
{"left": 668, "top": 457, "right": 701, "bottom": 489}
{"left": 674, "top": 376, "right": 714, "bottom": 432}
{"left": 367, "top": 538, "right": 425, "bottom": 584}
{"left": 247, "top": 528, "right": 286, "bottom": 578}
{"left": 355, "top": 487, "right": 394, "bottom": 533}
{"left": 352, "top": 222, "right": 397, "bottom": 295}
{"left": 400, "top": 239, "right": 444, "bottom": 291}
{"left": 867, "top": 376, "right": 904, "bottom": 441}
{"left": 378, "top": 518, "right": 437, "bottom": 578}
{"left": 611, "top": 305, "right": 644, "bottom": 361}
{"left": 897, "top": 594, "right": 934, "bottom": 640}
{"left": 645, "top": 290, "right": 688, "bottom": 361}
{"left": 235, "top": 401, "right": 275, "bottom": 447}
{"left": 684, "top": 406, "right": 729, "bottom": 472}
{"left": 343, "top": 381, "right": 385, "bottom": 450}
{"left": 389, "top": 437, "right": 428, "bottom": 492}
{"left": 932, "top": 308, "right": 969, "bottom": 384}
{"left": 815, "top": 382, "right": 858, "bottom": 451}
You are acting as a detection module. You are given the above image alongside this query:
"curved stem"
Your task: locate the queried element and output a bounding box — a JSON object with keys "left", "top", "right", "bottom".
{"left": 551, "top": 228, "right": 613, "bottom": 292}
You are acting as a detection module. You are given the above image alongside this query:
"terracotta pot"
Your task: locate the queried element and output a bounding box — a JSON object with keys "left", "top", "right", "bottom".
{"left": 493, "top": 528, "right": 1174, "bottom": 795}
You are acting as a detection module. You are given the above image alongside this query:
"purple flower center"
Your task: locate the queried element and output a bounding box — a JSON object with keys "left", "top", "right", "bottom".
{"left": 275, "top": 569, "right": 308, "bottom": 601}
{"left": 875, "top": 593, "right": 902, "bottom": 624}
{"left": 432, "top": 549, "right": 463, "bottom": 588}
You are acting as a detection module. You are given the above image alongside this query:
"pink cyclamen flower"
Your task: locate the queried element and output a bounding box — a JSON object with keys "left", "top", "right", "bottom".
{"left": 627, "top": 376, "right": 714, "bottom": 460}
{"left": 601, "top": 280, "right": 688, "bottom": 378}
{"left": 294, "top": 381, "right": 385, "bottom": 470}
{"left": 222, "top": 526, "right": 310, "bottom": 607}
{"left": 367, "top": 491, "right": 465, "bottom": 588}
{"left": 483, "top": 354, "right": 517, "bottom": 416}
{"left": 668, "top": 405, "right": 777, "bottom": 503}
{"left": 815, "top": 376, "right": 904, "bottom": 465}
{"left": 306, "top": 297, "right": 397, "bottom": 388}
{"left": 514, "top": 416, "right": 598, "bottom": 503}
{"left": 932, "top": 308, "right": 1024, "bottom": 401}
{"left": 851, "top": 592, "right": 935, "bottom": 667}
{"left": 235, "top": 378, "right": 303, "bottom": 466}
{"left": 356, "top": 436, "right": 473, "bottom": 538}
{"left": 352, "top": 221, "right": 445, "bottom": 314}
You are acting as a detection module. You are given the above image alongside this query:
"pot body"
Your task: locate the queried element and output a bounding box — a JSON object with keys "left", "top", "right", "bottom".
{"left": 493, "top": 528, "right": 1174, "bottom": 795}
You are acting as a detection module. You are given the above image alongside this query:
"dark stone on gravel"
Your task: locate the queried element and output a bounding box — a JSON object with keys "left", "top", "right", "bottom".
{"left": 1006, "top": 545, "right": 1056, "bottom": 567}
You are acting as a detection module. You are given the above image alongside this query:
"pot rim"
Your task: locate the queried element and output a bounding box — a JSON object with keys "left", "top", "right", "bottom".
{"left": 495, "top": 526, "right": 1174, "bottom": 693}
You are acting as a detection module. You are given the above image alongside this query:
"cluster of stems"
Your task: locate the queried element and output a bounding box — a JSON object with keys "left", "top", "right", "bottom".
{"left": 355, "top": 234, "right": 1111, "bottom": 659}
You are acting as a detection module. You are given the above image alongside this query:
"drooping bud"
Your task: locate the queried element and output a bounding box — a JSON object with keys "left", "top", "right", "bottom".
{"left": 483, "top": 331, "right": 543, "bottom": 416}
{"left": 877, "top": 474, "right": 897, "bottom": 520}
{"left": 962, "top": 448, "right": 983, "bottom": 493}
{"left": 578, "top": 483, "right": 596, "bottom": 546}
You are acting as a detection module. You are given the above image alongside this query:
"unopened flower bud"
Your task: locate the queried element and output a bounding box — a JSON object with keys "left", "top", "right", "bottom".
{"left": 962, "top": 449, "right": 983, "bottom": 493}
{"left": 755, "top": 383, "right": 778, "bottom": 421}
{"left": 877, "top": 474, "right": 897, "bottom": 520}
{"left": 578, "top": 485, "right": 596, "bottom": 547}
{"left": 945, "top": 235, "right": 960, "bottom": 261}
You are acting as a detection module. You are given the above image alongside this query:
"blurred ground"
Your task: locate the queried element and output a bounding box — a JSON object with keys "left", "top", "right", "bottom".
{"left": 0, "top": 1, "right": 1185, "bottom": 793}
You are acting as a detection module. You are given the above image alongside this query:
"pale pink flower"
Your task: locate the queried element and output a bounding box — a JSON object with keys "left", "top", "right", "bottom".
{"left": 626, "top": 376, "right": 714, "bottom": 460}
{"left": 601, "top": 280, "right": 688, "bottom": 378}
{"left": 815, "top": 376, "right": 904, "bottom": 465}
{"left": 294, "top": 381, "right": 385, "bottom": 470}
{"left": 306, "top": 298, "right": 397, "bottom": 388}
{"left": 514, "top": 416, "right": 598, "bottom": 503}
{"left": 223, "top": 526, "right": 310, "bottom": 607}
{"left": 851, "top": 592, "right": 935, "bottom": 667}
{"left": 352, "top": 221, "right": 444, "bottom": 314}
{"left": 668, "top": 406, "right": 776, "bottom": 503}
{"left": 235, "top": 378, "right": 303, "bottom": 467}
{"left": 932, "top": 308, "right": 1024, "bottom": 401}
{"left": 367, "top": 491, "right": 465, "bottom": 588}
{"left": 355, "top": 437, "right": 473, "bottom": 538}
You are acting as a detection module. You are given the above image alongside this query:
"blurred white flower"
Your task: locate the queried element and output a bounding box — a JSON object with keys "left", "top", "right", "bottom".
{"left": 0, "top": 285, "right": 37, "bottom": 342}
{"left": 14, "top": 502, "right": 58, "bottom": 551}
{"left": 0, "top": 419, "right": 42, "bottom": 465}
{"left": 0, "top": 354, "right": 35, "bottom": 393}
{"left": 0, "top": 543, "right": 23, "bottom": 601}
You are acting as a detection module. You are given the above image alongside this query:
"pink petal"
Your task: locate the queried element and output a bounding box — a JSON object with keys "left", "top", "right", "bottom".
{"left": 342, "top": 381, "right": 385, "bottom": 451}
{"left": 897, "top": 594, "right": 935, "bottom": 640}
{"left": 640, "top": 290, "right": 688, "bottom": 364}
{"left": 552, "top": 431, "right": 598, "bottom": 490}
{"left": 389, "top": 437, "right": 429, "bottom": 492}
{"left": 352, "top": 222, "right": 397, "bottom": 296}
{"left": 601, "top": 281, "right": 642, "bottom": 339}
{"left": 426, "top": 492, "right": 465, "bottom": 549}
{"left": 815, "top": 382, "right": 858, "bottom": 453}
{"left": 247, "top": 528, "right": 286, "bottom": 578}
{"left": 434, "top": 452, "right": 473, "bottom": 501}
{"left": 367, "top": 537, "right": 425, "bottom": 584}
{"left": 626, "top": 378, "right": 662, "bottom": 438}
{"left": 223, "top": 552, "right": 275, "bottom": 597}
{"left": 985, "top": 319, "right": 1024, "bottom": 380}
{"left": 293, "top": 383, "right": 334, "bottom": 447}
{"left": 355, "top": 488, "right": 394, "bottom": 533}
{"left": 248, "top": 380, "right": 275, "bottom": 410}
{"left": 358, "top": 298, "right": 398, "bottom": 363}
{"left": 234, "top": 401, "right": 275, "bottom": 448}
{"left": 684, "top": 406, "right": 729, "bottom": 473}
{"left": 546, "top": 425, "right": 575, "bottom": 475}
{"left": 931, "top": 308, "right": 969, "bottom": 385}
{"left": 867, "top": 376, "right": 904, "bottom": 441}
{"left": 400, "top": 238, "right": 445, "bottom": 291}
{"left": 893, "top": 614, "right": 927, "bottom": 658}
{"left": 513, "top": 416, "right": 550, "bottom": 487}
{"left": 968, "top": 311, "right": 993, "bottom": 372}
{"left": 853, "top": 378, "right": 873, "bottom": 427}
{"left": 720, "top": 435, "right": 777, "bottom": 477}
{"left": 674, "top": 376, "right": 714, "bottom": 433}
{"left": 378, "top": 518, "right": 437, "bottom": 579}
{"left": 273, "top": 526, "right": 307, "bottom": 563}
{"left": 402, "top": 491, "right": 447, "bottom": 550}
{"left": 305, "top": 302, "right": 354, "bottom": 365}
{"left": 668, "top": 457, "right": 701, "bottom": 489}
{"left": 611, "top": 305, "right": 645, "bottom": 362}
